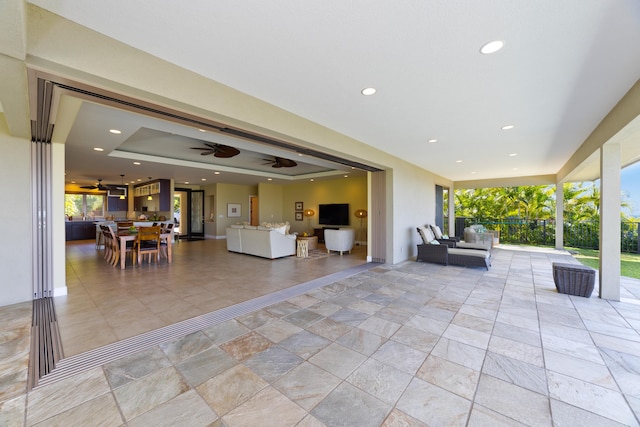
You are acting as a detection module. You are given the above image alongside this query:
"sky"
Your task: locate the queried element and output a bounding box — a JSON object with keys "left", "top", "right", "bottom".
{"left": 621, "top": 161, "right": 640, "bottom": 217}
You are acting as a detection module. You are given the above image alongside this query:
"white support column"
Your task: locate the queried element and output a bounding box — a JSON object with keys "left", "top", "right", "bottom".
{"left": 599, "top": 143, "right": 621, "bottom": 301}
{"left": 555, "top": 183, "right": 564, "bottom": 250}
{"left": 448, "top": 184, "right": 455, "bottom": 238}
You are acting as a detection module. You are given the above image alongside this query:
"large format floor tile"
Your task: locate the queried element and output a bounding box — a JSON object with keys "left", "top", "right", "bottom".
{"left": 3, "top": 243, "right": 640, "bottom": 426}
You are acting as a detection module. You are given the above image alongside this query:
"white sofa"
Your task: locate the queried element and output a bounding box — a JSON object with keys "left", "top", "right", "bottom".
{"left": 226, "top": 226, "right": 296, "bottom": 259}
{"left": 325, "top": 228, "right": 355, "bottom": 255}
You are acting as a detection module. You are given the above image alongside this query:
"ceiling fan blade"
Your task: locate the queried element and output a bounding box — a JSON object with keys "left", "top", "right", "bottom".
{"left": 275, "top": 157, "right": 297, "bottom": 167}
{"left": 214, "top": 146, "right": 240, "bottom": 158}
{"left": 80, "top": 185, "right": 97, "bottom": 189}
{"left": 200, "top": 151, "right": 215, "bottom": 156}
{"left": 191, "top": 147, "right": 212, "bottom": 151}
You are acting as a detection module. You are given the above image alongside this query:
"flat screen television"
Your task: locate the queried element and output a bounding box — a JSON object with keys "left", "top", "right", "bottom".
{"left": 319, "top": 203, "right": 349, "bottom": 226}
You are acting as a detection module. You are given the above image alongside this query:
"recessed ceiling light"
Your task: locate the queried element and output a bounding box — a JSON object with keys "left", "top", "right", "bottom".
{"left": 214, "top": 171, "right": 220, "bottom": 175}
{"left": 201, "top": 178, "right": 206, "bottom": 181}
{"left": 310, "top": 179, "right": 314, "bottom": 182}
{"left": 71, "top": 181, "right": 76, "bottom": 183}
{"left": 198, "top": 129, "right": 206, "bottom": 132}
{"left": 509, "top": 153, "right": 518, "bottom": 157}
{"left": 471, "top": 172, "right": 477, "bottom": 175}
{"left": 361, "top": 87, "right": 376, "bottom": 96}
{"left": 427, "top": 139, "right": 438, "bottom": 143}
{"left": 344, "top": 175, "right": 348, "bottom": 178}
{"left": 93, "top": 147, "right": 104, "bottom": 152}
{"left": 133, "top": 161, "right": 141, "bottom": 165}
{"left": 456, "top": 160, "right": 463, "bottom": 163}
{"left": 480, "top": 40, "right": 504, "bottom": 54}
{"left": 137, "top": 179, "right": 142, "bottom": 181}
{"left": 267, "top": 178, "right": 273, "bottom": 181}
{"left": 109, "top": 129, "right": 122, "bottom": 134}
{"left": 501, "top": 125, "right": 515, "bottom": 130}
{"left": 184, "top": 181, "right": 189, "bottom": 184}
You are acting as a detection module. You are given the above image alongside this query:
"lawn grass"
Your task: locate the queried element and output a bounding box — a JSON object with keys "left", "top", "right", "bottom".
{"left": 566, "top": 247, "right": 640, "bottom": 280}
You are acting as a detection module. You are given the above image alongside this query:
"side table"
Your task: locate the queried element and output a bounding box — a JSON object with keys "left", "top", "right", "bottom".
{"left": 296, "top": 235, "right": 318, "bottom": 251}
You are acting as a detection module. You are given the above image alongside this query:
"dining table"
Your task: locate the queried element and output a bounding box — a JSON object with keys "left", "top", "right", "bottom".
{"left": 118, "top": 229, "right": 173, "bottom": 269}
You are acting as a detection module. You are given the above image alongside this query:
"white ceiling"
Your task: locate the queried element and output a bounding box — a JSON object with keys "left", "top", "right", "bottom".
{"left": 33, "top": 0, "right": 640, "bottom": 185}
{"left": 64, "top": 101, "right": 363, "bottom": 187}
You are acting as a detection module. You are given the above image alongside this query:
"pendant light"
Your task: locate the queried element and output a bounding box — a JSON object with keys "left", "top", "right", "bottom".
{"left": 119, "top": 174, "right": 126, "bottom": 199}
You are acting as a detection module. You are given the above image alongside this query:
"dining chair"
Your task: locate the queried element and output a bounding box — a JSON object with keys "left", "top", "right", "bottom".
{"left": 117, "top": 221, "right": 134, "bottom": 234}
{"left": 136, "top": 226, "right": 161, "bottom": 265}
{"left": 160, "top": 223, "right": 174, "bottom": 258}
{"left": 100, "top": 225, "right": 113, "bottom": 262}
{"left": 107, "top": 225, "right": 132, "bottom": 267}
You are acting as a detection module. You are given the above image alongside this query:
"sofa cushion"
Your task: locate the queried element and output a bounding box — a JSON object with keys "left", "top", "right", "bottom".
{"left": 430, "top": 224, "right": 444, "bottom": 239}
{"left": 448, "top": 248, "right": 490, "bottom": 259}
{"left": 417, "top": 226, "right": 435, "bottom": 244}
{"left": 230, "top": 224, "right": 244, "bottom": 229}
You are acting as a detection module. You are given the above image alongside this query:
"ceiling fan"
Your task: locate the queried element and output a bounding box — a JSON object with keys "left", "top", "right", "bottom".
{"left": 80, "top": 179, "right": 109, "bottom": 190}
{"left": 262, "top": 156, "right": 297, "bottom": 168}
{"left": 190, "top": 142, "right": 240, "bottom": 158}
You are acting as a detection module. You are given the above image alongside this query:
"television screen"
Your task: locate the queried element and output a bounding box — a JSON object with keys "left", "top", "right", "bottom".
{"left": 319, "top": 203, "right": 349, "bottom": 226}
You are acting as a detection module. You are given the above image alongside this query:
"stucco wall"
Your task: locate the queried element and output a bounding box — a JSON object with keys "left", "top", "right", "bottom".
{"left": 0, "top": 123, "right": 33, "bottom": 305}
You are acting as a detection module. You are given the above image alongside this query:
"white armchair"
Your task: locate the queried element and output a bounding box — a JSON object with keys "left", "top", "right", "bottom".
{"left": 324, "top": 228, "right": 355, "bottom": 255}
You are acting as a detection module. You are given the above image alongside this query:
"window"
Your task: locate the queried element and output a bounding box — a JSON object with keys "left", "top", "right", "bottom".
{"left": 65, "top": 193, "right": 105, "bottom": 219}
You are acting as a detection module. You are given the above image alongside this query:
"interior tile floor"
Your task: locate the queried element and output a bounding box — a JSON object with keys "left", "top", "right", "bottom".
{"left": 2, "top": 241, "right": 640, "bottom": 426}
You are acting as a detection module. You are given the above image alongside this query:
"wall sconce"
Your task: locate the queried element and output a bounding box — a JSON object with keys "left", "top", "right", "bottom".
{"left": 303, "top": 209, "right": 315, "bottom": 233}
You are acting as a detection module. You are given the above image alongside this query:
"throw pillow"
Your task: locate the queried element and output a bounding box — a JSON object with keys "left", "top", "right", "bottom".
{"left": 429, "top": 240, "right": 440, "bottom": 245}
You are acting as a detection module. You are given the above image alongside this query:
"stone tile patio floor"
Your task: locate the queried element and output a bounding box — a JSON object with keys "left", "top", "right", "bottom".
{"left": 2, "top": 245, "right": 640, "bottom": 426}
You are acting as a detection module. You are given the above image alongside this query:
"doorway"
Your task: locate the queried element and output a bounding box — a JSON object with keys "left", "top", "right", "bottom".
{"left": 435, "top": 185, "right": 450, "bottom": 235}
{"left": 174, "top": 188, "right": 205, "bottom": 240}
{"left": 250, "top": 196, "right": 259, "bottom": 226}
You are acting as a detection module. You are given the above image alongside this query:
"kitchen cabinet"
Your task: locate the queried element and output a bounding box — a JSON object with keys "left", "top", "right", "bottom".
{"left": 107, "top": 196, "right": 128, "bottom": 212}
{"left": 134, "top": 179, "right": 170, "bottom": 211}
{"left": 65, "top": 221, "right": 97, "bottom": 241}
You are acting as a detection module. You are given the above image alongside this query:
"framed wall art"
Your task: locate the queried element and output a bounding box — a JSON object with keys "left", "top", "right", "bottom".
{"left": 227, "top": 203, "right": 241, "bottom": 217}
{"left": 295, "top": 212, "right": 303, "bottom": 221}
{"left": 295, "top": 201, "right": 303, "bottom": 211}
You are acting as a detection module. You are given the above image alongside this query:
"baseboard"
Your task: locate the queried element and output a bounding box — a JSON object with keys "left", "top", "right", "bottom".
{"left": 204, "top": 234, "right": 227, "bottom": 240}
{"left": 53, "top": 286, "right": 68, "bottom": 297}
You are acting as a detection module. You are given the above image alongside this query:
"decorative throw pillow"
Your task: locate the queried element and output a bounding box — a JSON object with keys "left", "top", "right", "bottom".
{"left": 429, "top": 240, "right": 440, "bottom": 245}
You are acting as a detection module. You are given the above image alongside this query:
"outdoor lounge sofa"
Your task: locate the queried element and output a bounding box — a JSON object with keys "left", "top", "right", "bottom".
{"left": 416, "top": 226, "right": 491, "bottom": 269}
